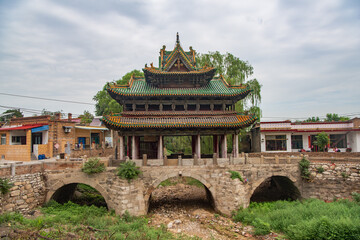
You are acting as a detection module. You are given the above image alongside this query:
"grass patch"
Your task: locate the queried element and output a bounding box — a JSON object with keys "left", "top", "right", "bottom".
{"left": 233, "top": 199, "right": 360, "bottom": 239}
{"left": 1, "top": 201, "right": 196, "bottom": 239}
{"left": 158, "top": 177, "right": 204, "bottom": 188}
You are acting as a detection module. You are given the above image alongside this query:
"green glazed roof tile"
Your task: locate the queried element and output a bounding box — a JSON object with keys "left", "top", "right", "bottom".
{"left": 107, "top": 78, "right": 251, "bottom": 97}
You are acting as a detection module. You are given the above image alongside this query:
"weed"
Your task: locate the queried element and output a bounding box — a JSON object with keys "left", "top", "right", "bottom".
{"left": 117, "top": 161, "right": 142, "bottom": 182}
{"left": 82, "top": 157, "right": 105, "bottom": 174}
{"left": 0, "top": 178, "right": 13, "bottom": 195}
{"left": 299, "top": 157, "right": 310, "bottom": 180}
{"left": 341, "top": 172, "right": 349, "bottom": 179}
{"left": 316, "top": 166, "right": 325, "bottom": 173}
{"left": 186, "top": 178, "right": 204, "bottom": 188}
{"left": 233, "top": 199, "right": 360, "bottom": 239}
{"left": 229, "top": 170, "right": 244, "bottom": 182}
{"left": 352, "top": 192, "right": 360, "bottom": 203}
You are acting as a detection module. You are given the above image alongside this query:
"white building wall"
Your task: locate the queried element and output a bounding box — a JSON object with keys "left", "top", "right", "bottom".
{"left": 260, "top": 132, "right": 292, "bottom": 152}
{"left": 348, "top": 132, "right": 360, "bottom": 152}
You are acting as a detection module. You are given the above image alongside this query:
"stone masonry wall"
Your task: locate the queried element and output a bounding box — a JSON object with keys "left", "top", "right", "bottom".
{"left": 302, "top": 162, "right": 360, "bottom": 201}
{"left": 0, "top": 173, "right": 46, "bottom": 214}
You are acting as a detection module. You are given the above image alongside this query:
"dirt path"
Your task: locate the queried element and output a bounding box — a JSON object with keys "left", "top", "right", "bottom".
{"left": 148, "top": 182, "right": 259, "bottom": 240}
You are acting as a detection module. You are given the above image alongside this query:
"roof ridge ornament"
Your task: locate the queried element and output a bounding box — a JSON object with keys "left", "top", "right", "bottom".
{"left": 176, "top": 32, "right": 180, "bottom": 45}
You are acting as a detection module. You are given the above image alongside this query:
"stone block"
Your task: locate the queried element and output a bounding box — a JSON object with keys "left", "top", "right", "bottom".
{"left": 11, "top": 190, "right": 20, "bottom": 197}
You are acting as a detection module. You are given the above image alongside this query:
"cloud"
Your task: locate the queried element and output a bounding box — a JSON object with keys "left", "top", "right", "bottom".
{"left": 0, "top": 0, "right": 359, "bottom": 119}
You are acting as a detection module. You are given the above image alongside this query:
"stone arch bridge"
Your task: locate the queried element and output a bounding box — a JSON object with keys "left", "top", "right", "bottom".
{"left": 46, "top": 164, "right": 300, "bottom": 216}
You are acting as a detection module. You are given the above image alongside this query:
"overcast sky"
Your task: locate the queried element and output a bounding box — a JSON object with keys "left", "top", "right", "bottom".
{"left": 0, "top": 0, "right": 359, "bottom": 120}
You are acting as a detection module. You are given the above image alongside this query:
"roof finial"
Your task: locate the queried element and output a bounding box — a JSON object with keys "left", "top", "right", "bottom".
{"left": 176, "top": 32, "right": 180, "bottom": 45}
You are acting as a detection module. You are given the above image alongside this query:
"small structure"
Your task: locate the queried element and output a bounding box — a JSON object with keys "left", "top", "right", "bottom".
{"left": 251, "top": 118, "right": 360, "bottom": 152}
{"left": 0, "top": 113, "right": 113, "bottom": 161}
{"left": 103, "top": 34, "right": 257, "bottom": 160}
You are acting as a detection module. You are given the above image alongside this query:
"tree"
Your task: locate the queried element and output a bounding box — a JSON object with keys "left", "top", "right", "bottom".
{"left": 0, "top": 109, "right": 23, "bottom": 122}
{"left": 325, "top": 113, "right": 350, "bottom": 122}
{"left": 93, "top": 70, "right": 144, "bottom": 116}
{"left": 197, "top": 51, "right": 262, "bottom": 120}
{"left": 79, "top": 110, "right": 94, "bottom": 124}
{"left": 304, "top": 116, "right": 320, "bottom": 122}
{"left": 314, "top": 132, "right": 330, "bottom": 152}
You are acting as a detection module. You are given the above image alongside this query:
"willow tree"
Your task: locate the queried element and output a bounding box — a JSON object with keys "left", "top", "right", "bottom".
{"left": 197, "top": 51, "right": 262, "bottom": 120}
{"left": 93, "top": 70, "right": 144, "bottom": 116}
{"left": 197, "top": 52, "right": 262, "bottom": 152}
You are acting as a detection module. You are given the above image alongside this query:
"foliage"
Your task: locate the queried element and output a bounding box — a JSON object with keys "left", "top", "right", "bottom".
{"left": 299, "top": 157, "right": 311, "bottom": 180}
{"left": 316, "top": 166, "right": 325, "bottom": 173}
{"left": 197, "top": 51, "right": 262, "bottom": 121}
{"left": 93, "top": 70, "right": 144, "bottom": 116}
{"left": 341, "top": 172, "right": 349, "bottom": 179}
{"left": 325, "top": 113, "right": 350, "bottom": 122}
{"left": 304, "top": 116, "right": 320, "bottom": 122}
{"left": 78, "top": 110, "right": 94, "bottom": 124}
{"left": 72, "top": 184, "right": 106, "bottom": 207}
{"left": 158, "top": 177, "right": 204, "bottom": 189}
{"left": 352, "top": 192, "right": 360, "bottom": 203}
{"left": 0, "top": 109, "right": 23, "bottom": 122}
{"left": 0, "top": 178, "right": 13, "bottom": 195}
{"left": 82, "top": 158, "right": 105, "bottom": 175}
{"left": 229, "top": 170, "right": 244, "bottom": 182}
{"left": 185, "top": 178, "right": 204, "bottom": 188}
{"left": 117, "top": 161, "right": 142, "bottom": 182}
{"left": 1, "top": 201, "right": 184, "bottom": 239}
{"left": 233, "top": 199, "right": 360, "bottom": 239}
{"left": 314, "top": 132, "right": 330, "bottom": 152}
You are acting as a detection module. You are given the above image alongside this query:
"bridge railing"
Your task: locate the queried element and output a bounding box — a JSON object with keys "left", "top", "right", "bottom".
{"left": 127, "top": 153, "right": 307, "bottom": 167}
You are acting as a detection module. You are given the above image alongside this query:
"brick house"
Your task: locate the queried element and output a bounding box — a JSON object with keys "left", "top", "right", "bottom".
{"left": 0, "top": 113, "right": 76, "bottom": 161}
{"left": 251, "top": 118, "right": 360, "bottom": 153}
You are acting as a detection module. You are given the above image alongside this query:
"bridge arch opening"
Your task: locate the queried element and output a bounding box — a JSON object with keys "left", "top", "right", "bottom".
{"left": 50, "top": 183, "right": 108, "bottom": 209}
{"left": 250, "top": 176, "right": 301, "bottom": 203}
{"left": 147, "top": 176, "right": 215, "bottom": 214}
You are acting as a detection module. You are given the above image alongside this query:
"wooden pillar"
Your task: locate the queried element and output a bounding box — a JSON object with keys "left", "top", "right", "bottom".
{"left": 131, "top": 135, "right": 136, "bottom": 160}
{"left": 221, "top": 134, "right": 227, "bottom": 158}
{"left": 213, "top": 135, "right": 219, "bottom": 157}
{"left": 127, "top": 136, "right": 131, "bottom": 158}
{"left": 233, "top": 134, "right": 239, "bottom": 158}
{"left": 196, "top": 134, "right": 201, "bottom": 159}
{"left": 191, "top": 135, "right": 196, "bottom": 155}
{"left": 136, "top": 136, "right": 140, "bottom": 160}
{"left": 119, "top": 135, "right": 124, "bottom": 160}
{"left": 158, "top": 135, "right": 163, "bottom": 159}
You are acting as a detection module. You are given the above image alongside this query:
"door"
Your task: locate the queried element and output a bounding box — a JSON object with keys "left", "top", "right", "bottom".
{"left": 78, "top": 137, "right": 86, "bottom": 149}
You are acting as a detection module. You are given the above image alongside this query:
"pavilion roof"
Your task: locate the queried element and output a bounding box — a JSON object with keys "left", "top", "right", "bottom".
{"left": 107, "top": 76, "right": 251, "bottom": 99}
{"left": 102, "top": 113, "right": 256, "bottom": 129}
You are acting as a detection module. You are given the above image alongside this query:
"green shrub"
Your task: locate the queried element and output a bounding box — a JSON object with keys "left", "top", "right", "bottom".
{"left": 316, "top": 166, "right": 325, "bottom": 173}
{"left": 117, "top": 161, "right": 141, "bottom": 182}
{"left": 299, "top": 157, "right": 310, "bottom": 180}
{"left": 0, "top": 178, "right": 13, "bottom": 195}
{"left": 229, "top": 170, "right": 244, "bottom": 182}
{"left": 352, "top": 192, "right": 360, "bottom": 203}
{"left": 233, "top": 199, "right": 360, "bottom": 239}
{"left": 186, "top": 178, "right": 204, "bottom": 188}
{"left": 252, "top": 218, "right": 271, "bottom": 235}
{"left": 341, "top": 172, "right": 349, "bottom": 179}
{"left": 82, "top": 157, "right": 105, "bottom": 174}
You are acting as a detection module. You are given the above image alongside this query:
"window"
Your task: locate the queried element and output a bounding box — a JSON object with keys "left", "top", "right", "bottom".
{"left": 175, "top": 105, "right": 185, "bottom": 111}
{"left": 330, "top": 134, "right": 347, "bottom": 148}
{"left": 266, "top": 135, "right": 287, "bottom": 151}
{"left": 200, "top": 104, "right": 211, "bottom": 111}
{"left": 187, "top": 104, "right": 196, "bottom": 111}
{"left": 1, "top": 134, "right": 6, "bottom": 145}
{"left": 12, "top": 136, "right": 26, "bottom": 145}
{"left": 291, "top": 135, "right": 303, "bottom": 149}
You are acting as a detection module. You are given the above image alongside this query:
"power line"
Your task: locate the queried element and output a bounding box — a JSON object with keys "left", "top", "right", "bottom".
{"left": 0, "top": 92, "right": 95, "bottom": 105}
{"left": 0, "top": 105, "right": 82, "bottom": 117}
